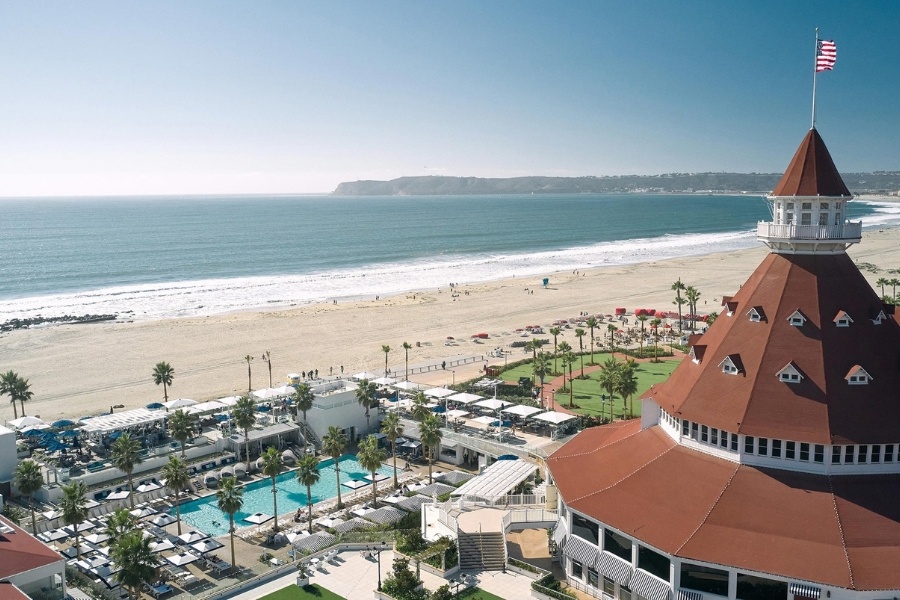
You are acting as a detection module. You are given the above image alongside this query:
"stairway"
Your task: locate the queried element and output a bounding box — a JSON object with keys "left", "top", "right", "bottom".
{"left": 458, "top": 530, "right": 507, "bottom": 571}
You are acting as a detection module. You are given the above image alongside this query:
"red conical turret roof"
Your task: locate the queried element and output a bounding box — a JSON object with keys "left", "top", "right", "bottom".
{"left": 771, "top": 128, "right": 852, "bottom": 197}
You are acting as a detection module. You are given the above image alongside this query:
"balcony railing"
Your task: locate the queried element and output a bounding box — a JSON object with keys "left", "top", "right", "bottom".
{"left": 757, "top": 221, "right": 862, "bottom": 241}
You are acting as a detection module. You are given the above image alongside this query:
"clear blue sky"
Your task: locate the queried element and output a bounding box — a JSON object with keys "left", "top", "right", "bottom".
{"left": 1, "top": 1, "right": 897, "bottom": 196}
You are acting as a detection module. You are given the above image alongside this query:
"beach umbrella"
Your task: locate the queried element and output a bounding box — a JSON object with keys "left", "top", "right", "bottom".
{"left": 150, "top": 539, "right": 176, "bottom": 553}
{"left": 51, "top": 419, "right": 75, "bottom": 428}
{"left": 256, "top": 405, "right": 271, "bottom": 412}
{"left": 9, "top": 416, "right": 47, "bottom": 430}
{"left": 191, "top": 538, "right": 224, "bottom": 554}
{"left": 60, "top": 429, "right": 80, "bottom": 438}
{"left": 22, "top": 429, "right": 45, "bottom": 438}
{"left": 243, "top": 512, "right": 273, "bottom": 525}
{"left": 431, "top": 406, "right": 446, "bottom": 414}
{"left": 177, "top": 530, "right": 208, "bottom": 544}
{"left": 166, "top": 551, "right": 201, "bottom": 566}
{"left": 44, "top": 440, "right": 70, "bottom": 453}
{"left": 215, "top": 414, "right": 230, "bottom": 422}
{"left": 150, "top": 513, "right": 177, "bottom": 527}
{"left": 146, "top": 402, "right": 165, "bottom": 410}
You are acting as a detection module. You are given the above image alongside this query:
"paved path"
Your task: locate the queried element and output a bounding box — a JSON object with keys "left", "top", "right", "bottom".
{"left": 224, "top": 548, "right": 535, "bottom": 600}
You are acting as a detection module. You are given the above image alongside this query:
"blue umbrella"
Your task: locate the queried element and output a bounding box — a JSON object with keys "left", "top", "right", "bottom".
{"left": 60, "top": 430, "right": 80, "bottom": 438}
{"left": 432, "top": 406, "right": 446, "bottom": 414}
{"left": 22, "top": 429, "right": 45, "bottom": 438}
{"left": 44, "top": 440, "right": 70, "bottom": 453}
{"left": 491, "top": 420, "right": 512, "bottom": 428}
{"left": 256, "top": 405, "right": 271, "bottom": 413}
{"left": 497, "top": 454, "right": 518, "bottom": 460}
{"left": 215, "top": 414, "right": 230, "bottom": 422}
{"left": 52, "top": 419, "right": 76, "bottom": 428}
{"left": 146, "top": 402, "right": 165, "bottom": 410}
{"left": 108, "top": 431, "right": 123, "bottom": 440}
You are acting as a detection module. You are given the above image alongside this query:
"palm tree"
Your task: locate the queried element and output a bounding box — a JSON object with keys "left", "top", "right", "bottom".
{"left": 532, "top": 352, "right": 551, "bottom": 408}
{"left": 296, "top": 455, "right": 320, "bottom": 533}
{"left": 637, "top": 315, "right": 648, "bottom": 357}
{"left": 244, "top": 354, "right": 254, "bottom": 392}
{"left": 14, "top": 459, "right": 43, "bottom": 534}
{"left": 419, "top": 414, "right": 442, "bottom": 484}
{"left": 382, "top": 345, "right": 392, "bottom": 378}
{"left": 585, "top": 316, "right": 599, "bottom": 365}
{"left": 260, "top": 447, "right": 285, "bottom": 531}
{"left": 561, "top": 351, "right": 577, "bottom": 408}
{"left": 161, "top": 456, "right": 190, "bottom": 535}
{"left": 167, "top": 409, "right": 194, "bottom": 457}
{"left": 411, "top": 392, "right": 431, "bottom": 422}
{"left": 293, "top": 383, "right": 314, "bottom": 448}
{"left": 672, "top": 278, "right": 686, "bottom": 333}
{"left": 549, "top": 327, "right": 562, "bottom": 374}
{"left": 574, "top": 328, "right": 586, "bottom": 377}
{"left": 685, "top": 286, "right": 701, "bottom": 332}
{"left": 607, "top": 323, "right": 617, "bottom": 357}
{"left": 152, "top": 362, "right": 174, "bottom": 402}
{"left": 233, "top": 396, "right": 257, "bottom": 466}
{"left": 876, "top": 277, "right": 889, "bottom": 297}
{"left": 380, "top": 412, "right": 404, "bottom": 488}
{"left": 402, "top": 342, "right": 413, "bottom": 380}
{"left": 10, "top": 376, "right": 32, "bottom": 417}
{"left": 598, "top": 357, "right": 621, "bottom": 423}
{"left": 650, "top": 318, "right": 662, "bottom": 362}
{"left": 891, "top": 278, "right": 900, "bottom": 299}
{"left": 0, "top": 371, "right": 19, "bottom": 419}
{"left": 111, "top": 528, "right": 159, "bottom": 600}
{"left": 106, "top": 508, "right": 139, "bottom": 539}
{"left": 216, "top": 476, "right": 244, "bottom": 567}
{"left": 526, "top": 339, "right": 544, "bottom": 385}
{"left": 60, "top": 480, "right": 89, "bottom": 560}
{"left": 321, "top": 426, "right": 347, "bottom": 508}
{"left": 263, "top": 350, "right": 272, "bottom": 388}
{"left": 617, "top": 364, "right": 639, "bottom": 419}
{"left": 357, "top": 435, "right": 387, "bottom": 505}
{"left": 355, "top": 379, "right": 379, "bottom": 434}
{"left": 111, "top": 433, "right": 143, "bottom": 509}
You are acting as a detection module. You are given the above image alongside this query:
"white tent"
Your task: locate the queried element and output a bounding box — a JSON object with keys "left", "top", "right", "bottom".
{"left": 9, "top": 416, "right": 47, "bottom": 430}
{"left": 185, "top": 400, "right": 226, "bottom": 415}
{"left": 79, "top": 408, "right": 168, "bottom": 434}
{"left": 501, "top": 404, "right": 544, "bottom": 417}
{"left": 446, "top": 409, "right": 470, "bottom": 419}
{"left": 392, "top": 381, "right": 423, "bottom": 391}
{"left": 532, "top": 411, "right": 577, "bottom": 425}
{"left": 163, "top": 398, "right": 197, "bottom": 410}
{"left": 424, "top": 387, "right": 456, "bottom": 399}
{"left": 252, "top": 386, "right": 295, "bottom": 400}
{"left": 474, "top": 398, "right": 512, "bottom": 411}
{"left": 216, "top": 396, "right": 240, "bottom": 406}
{"left": 352, "top": 372, "right": 379, "bottom": 381}
{"left": 447, "top": 392, "right": 483, "bottom": 404}
{"left": 452, "top": 459, "right": 538, "bottom": 501}
{"left": 372, "top": 377, "right": 396, "bottom": 385}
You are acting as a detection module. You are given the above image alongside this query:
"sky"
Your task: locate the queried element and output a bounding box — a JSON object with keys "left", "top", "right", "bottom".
{"left": 1, "top": 1, "right": 897, "bottom": 196}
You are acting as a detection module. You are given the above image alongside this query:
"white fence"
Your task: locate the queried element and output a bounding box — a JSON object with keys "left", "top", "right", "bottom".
{"left": 757, "top": 221, "right": 862, "bottom": 240}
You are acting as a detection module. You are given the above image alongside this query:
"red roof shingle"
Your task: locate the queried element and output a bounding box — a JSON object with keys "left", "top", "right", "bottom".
{"left": 771, "top": 128, "right": 852, "bottom": 197}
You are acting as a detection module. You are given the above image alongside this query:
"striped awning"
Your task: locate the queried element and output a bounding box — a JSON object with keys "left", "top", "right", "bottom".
{"left": 597, "top": 550, "right": 633, "bottom": 587}
{"left": 789, "top": 583, "right": 821, "bottom": 599}
{"left": 564, "top": 535, "right": 599, "bottom": 566}
{"left": 677, "top": 589, "right": 703, "bottom": 600}
{"left": 630, "top": 569, "right": 671, "bottom": 600}
{"left": 552, "top": 519, "right": 569, "bottom": 547}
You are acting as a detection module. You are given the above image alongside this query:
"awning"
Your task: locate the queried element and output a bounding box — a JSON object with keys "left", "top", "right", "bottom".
{"left": 677, "top": 590, "right": 702, "bottom": 600}
{"left": 598, "top": 551, "right": 634, "bottom": 587}
{"left": 564, "top": 535, "right": 599, "bottom": 566}
{"left": 552, "top": 519, "right": 568, "bottom": 548}
{"left": 451, "top": 459, "right": 537, "bottom": 500}
{"left": 630, "top": 569, "right": 671, "bottom": 600}
{"left": 789, "top": 583, "right": 822, "bottom": 599}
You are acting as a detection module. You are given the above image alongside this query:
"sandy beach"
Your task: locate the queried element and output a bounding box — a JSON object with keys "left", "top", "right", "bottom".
{"left": 2, "top": 224, "right": 899, "bottom": 422}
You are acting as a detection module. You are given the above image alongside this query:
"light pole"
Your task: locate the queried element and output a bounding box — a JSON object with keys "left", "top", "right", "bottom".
{"left": 372, "top": 541, "right": 388, "bottom": 590}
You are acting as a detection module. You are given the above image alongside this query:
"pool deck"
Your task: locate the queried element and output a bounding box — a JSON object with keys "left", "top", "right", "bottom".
{"left": 224, "top": 548, "right": 535, "bottom": 600}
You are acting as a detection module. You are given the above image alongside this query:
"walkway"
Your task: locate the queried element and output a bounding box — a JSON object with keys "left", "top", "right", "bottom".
{"left": 224, "top": 548, "right": 535, "bottom": 600}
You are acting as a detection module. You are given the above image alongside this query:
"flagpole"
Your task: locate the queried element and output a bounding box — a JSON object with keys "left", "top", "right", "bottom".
{"left": 811, "top": 28, "right": 819, "bottom": 129}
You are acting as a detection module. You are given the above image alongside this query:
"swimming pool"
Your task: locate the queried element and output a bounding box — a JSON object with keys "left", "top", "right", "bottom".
{"left": 176, "top": 454, "right": 393, "bottom": 537}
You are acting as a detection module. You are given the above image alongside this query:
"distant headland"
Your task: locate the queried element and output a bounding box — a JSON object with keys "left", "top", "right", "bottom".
{"left": 332, "top": 172, "right": 900, "bottom": 196}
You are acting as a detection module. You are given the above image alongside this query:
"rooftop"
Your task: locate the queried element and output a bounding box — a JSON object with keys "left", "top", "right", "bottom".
{"left": 771, "top": 128, "right": 852, "bottom": 198}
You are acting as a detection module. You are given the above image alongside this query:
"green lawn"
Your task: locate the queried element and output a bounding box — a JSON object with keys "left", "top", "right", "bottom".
{"left": 499, "top": 353, "right": 681, "bottom": 419}
{"left": 456, "top": 587, "right": 506, "bottom": 600}
{"left": 260, "top": 584, "right": 347, "bottom": 600}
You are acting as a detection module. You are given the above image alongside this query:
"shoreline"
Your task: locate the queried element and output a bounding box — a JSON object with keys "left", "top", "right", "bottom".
{"left": 2, "top": 226, "right": 899, "bottom": 422}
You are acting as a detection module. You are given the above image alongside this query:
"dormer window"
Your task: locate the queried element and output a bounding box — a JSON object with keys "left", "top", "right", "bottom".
{"left": 777, "top": 362, "right": 804, "bottom": 383}
{"left": 747, "top": 307, "right": 766, "bottom": 323}
{"left": 690, "top": 345, "right": 707, "bottom": 364}
{"left": 872, "top": 310, "right": 887, "bottom": 325}
{"left": 846, "top": 366, "right": 872, "bottom": 385}
{"left": 787, "top": 310, "right": 807, "bottom": 327}
{"left": 719, "top": 354, "right": 743, "bottom": 375}
{"left": 724, "top": 301, "right": 738, "bottom": 317}
{"left": 834, "top": 311, "right": 853, "bottom": 327}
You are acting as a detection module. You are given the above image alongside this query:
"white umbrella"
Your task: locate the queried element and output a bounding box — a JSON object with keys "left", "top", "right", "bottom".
{"left": 502, "top": 404, "right": 544, "bottom": 417}
{"left": 532, "top": 411, "right": 577, "bottom": 425}
{"left": 352, "top": 372, "right": 378, "bottom": 381}
{"left": 163, "top": 398, "right": 197, "bottom": 410}
{"left": 106, "top": 490, "right": 130, "bottom": 501}
{"left": 191, "top": 538, "right": 224, "bottom": 554}
{"left": 372, "top": 377, "right": 396, "bottom": 385}
{"left": 424, "top": 387, "right": 456, "bottom": 399}
{"left": 130, "top": 507, "right": 158, "bottom": 519}
{"left": 392, "top": 381, "right": 422, "bottom": 391}
{"left": 84, "top": 532, "right": 110, "bottom": 545}
{"left": 447, "top": 392, "right": 484, "bottom": 404}
{"left": 166, "top": 551, "right": 201, "bottom": 566}
{"left": 150, "top": 539, "right": 176, "bottom": 553}
{"left": 217, "top": 396, "right": 240, "bottom": 406}
{"left": 446, "top": 409, "right": 470, "bottom": 419}
{"left": 178, "top": 530, "right": 208, "bottom": 544}
{"left": 243, "top": 512, "right": 273, "bottom": 525}
{"left": 9, "top": 416, "right": 47, "bottom": 430}
{"left": 474, "top": 398, "right": 512, "bottom": 411}
{"left": 150, "top": 514, "right": 177, "bottom": 527}
{"left": 136, "top": 482, "right": 161, "bottom": 494}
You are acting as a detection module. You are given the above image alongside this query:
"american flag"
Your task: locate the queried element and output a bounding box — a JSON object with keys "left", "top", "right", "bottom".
{"left": 816, "top": 39, "right": 837, "bottom": 72}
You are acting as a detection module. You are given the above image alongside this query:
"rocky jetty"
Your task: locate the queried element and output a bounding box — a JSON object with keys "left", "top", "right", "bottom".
{"left": 1, "top": 313, "right": 117, "bottom": 332}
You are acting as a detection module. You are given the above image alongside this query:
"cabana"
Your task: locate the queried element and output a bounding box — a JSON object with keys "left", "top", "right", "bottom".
{"left": 372, "top": 377, "right": 396, "bottom": 385}
{"left": 451, "top": 459, "right": 538, "bottom": 503}
{"left": 446, "top": 392, "right": 483, "bottom": 405}
{"left": 185, "top": 400, "right": 225, "bottom": 415}
{"left": 474, "top": 398, "right": 512, "bottom": 411}
{"left": 531, "top": 411, "right": 577, "bottom": 425}
{"left": 252, "top": 386, "right": 295, "bottom": 400}
{"left": 392, "top": 381, "right": 423, "bottom": 391}
{"left": 424, "top": 387, "right": 456, "bottom": 399}
{"left": 79, "top": 409, "right": 168, "bottom": 435}
{"left": 501, "top": 404, "right": 544, "bottom": 418}
{"left": 226, "top": 422, "right": 300, "bottom": 459}
{"left": 162, "top": 398, "right": 197, "bottom": 411}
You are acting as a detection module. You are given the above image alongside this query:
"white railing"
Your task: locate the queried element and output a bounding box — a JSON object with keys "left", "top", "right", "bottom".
{"left": 757, "top": 221, "right": 862, "bottom": 240}
{"left": 567, "top": 577, "right": 605, "bottom": 599}
{"left": 456, "top": 493, "right": 547, "bottom": 508}
{"left": 436, "top": 499, "right": 459, "bottom": 535}
{"left": 502, "top": 508, "right": 558, "bottom": 528}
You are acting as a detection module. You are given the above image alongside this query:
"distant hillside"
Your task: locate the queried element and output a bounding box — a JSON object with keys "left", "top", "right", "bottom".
{"left": 333, "top": 173, "right": 900, "bottom": 196}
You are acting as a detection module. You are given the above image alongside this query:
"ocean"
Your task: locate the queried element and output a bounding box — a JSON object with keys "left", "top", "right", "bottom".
{"left": 1, "top": 194, "right": 897, "bottom": 323}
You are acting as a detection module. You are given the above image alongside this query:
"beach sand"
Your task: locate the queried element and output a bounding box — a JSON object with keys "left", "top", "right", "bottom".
{"left": 2, "top": 226, "right": 899, "bottom": 422}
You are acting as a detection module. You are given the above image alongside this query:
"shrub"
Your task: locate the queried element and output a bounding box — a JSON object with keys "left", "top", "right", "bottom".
{"left": 382, "top": 557, "right": 427, "bottom": 600}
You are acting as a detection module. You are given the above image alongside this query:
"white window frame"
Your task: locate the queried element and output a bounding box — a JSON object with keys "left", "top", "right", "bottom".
{"left": 719, "top": 356, "right": 740, "bottom": 375}
{"left": 777, "top": 363, "right": 804, "bottom": 384}
{"left": 787, "top": 310, "right": 807, "bottom": 327}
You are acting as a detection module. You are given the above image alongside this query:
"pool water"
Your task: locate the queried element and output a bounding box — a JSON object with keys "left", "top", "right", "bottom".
{"left": 176, "top": 454, "right": 393, "bottom": 537}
